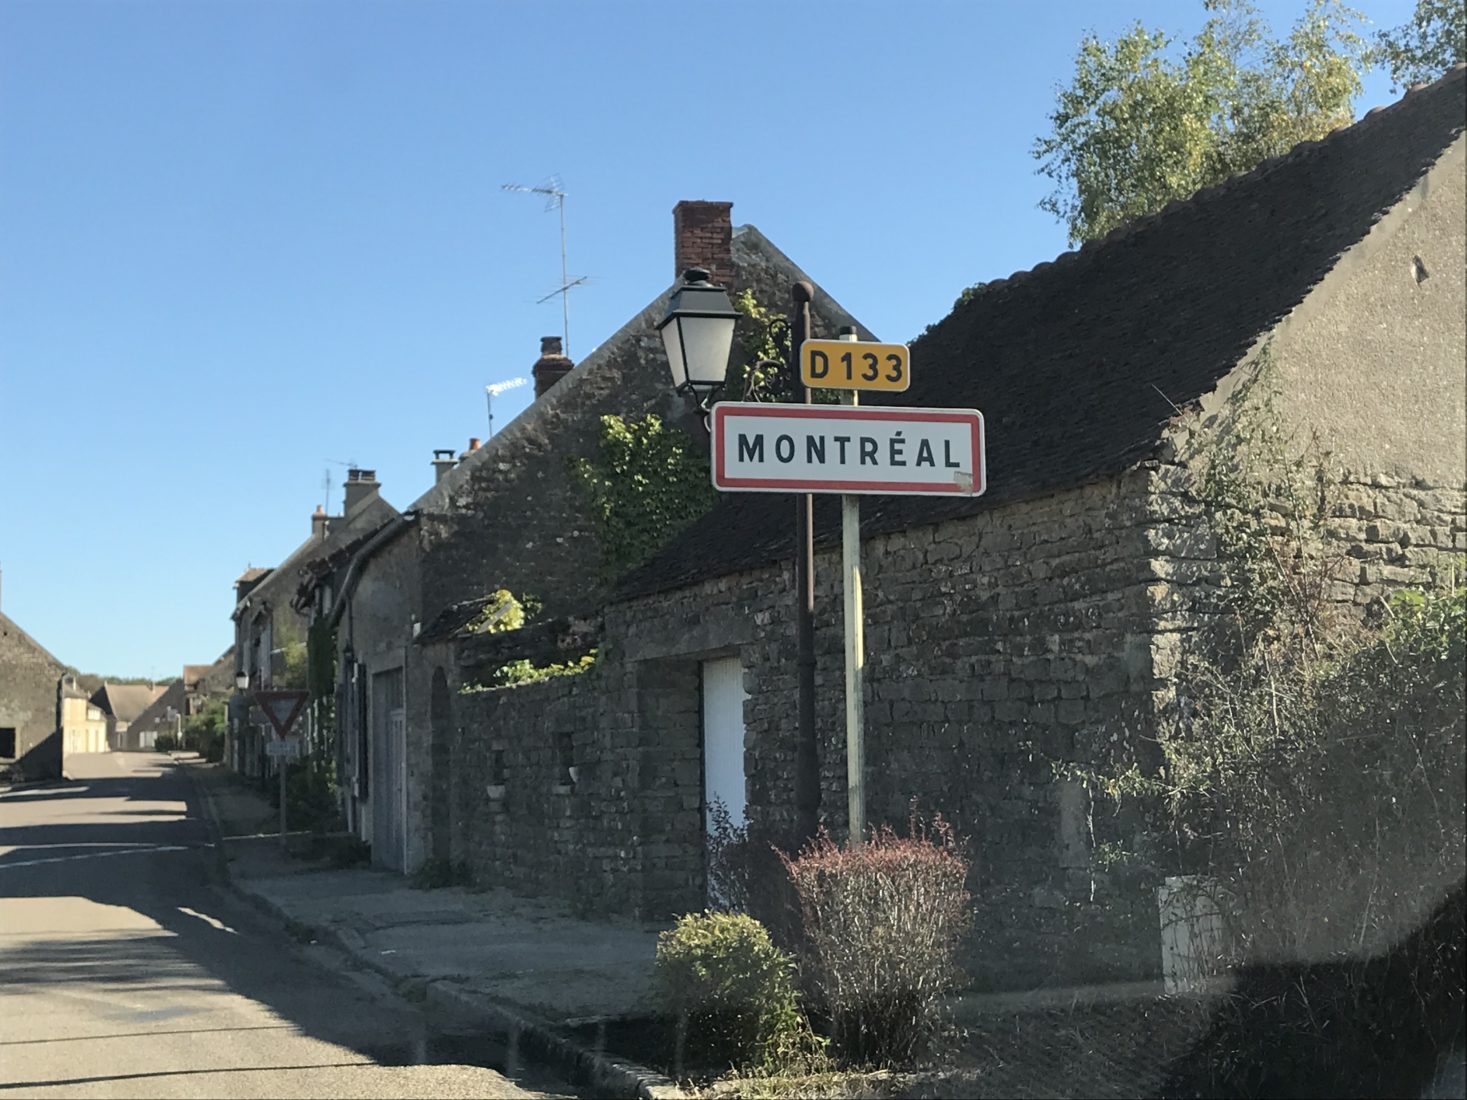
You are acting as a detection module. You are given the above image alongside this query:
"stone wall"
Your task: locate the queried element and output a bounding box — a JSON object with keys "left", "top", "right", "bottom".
{"left": 440, "top": 445, "right": 1463, "bottom": 990}
{"left": 439, "top": 472, "right": 1169, "bottom": 987}
{"left": 608, "top": 470, "right": 1167, "bottom": 988}
{"left": 0, "top": 614, "right": 63, "bottom": 779}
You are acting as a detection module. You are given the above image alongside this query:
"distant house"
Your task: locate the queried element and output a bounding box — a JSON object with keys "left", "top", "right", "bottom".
{"left": 58, "top": 675, "right": 108, "bottom": 755}
{"left": 92, "top": 682, "right": 169, "bottom": 751}
{"left": 125, "top": 680, "right": 187, "bottom": 748}
{"left": 417, "top": 68, "right": 1465, "bottom": 991}
{"left": 228, "top": 470, "right": 398, "bottom": 780}
{"left": 125, "top": 651, "right": 236, "bottom": 751}
{"left": 0, "top": 610, "right": 66, "bottom": 779}
{"left": 183, "top": 649, "right": 235, "bottom": 716}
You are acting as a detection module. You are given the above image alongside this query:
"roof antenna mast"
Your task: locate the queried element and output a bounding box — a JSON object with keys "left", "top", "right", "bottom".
{"left": 502, "top": 176, "right": 586, "bottom": 357}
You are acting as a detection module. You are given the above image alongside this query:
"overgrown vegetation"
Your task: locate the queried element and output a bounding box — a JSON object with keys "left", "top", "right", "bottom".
{"left": 181, "top": 698, "right": 226, "bottom": 762}
{"left": 655, "top": 912, "right": 820, "bottom": 1074}
{"left": 674, "top": 806, "right": 975, "bottom": 1079}
{"left": 490, "top": 650, "right": 598, "bottom": 688}
{"left": 568, "top": 284, "right": 847, "bottom": 581}
{"left": 455, "top": 589, "right": 598, "bottom": 690}
{"left": 781, "top": 813, "right": 972, "bottom": 1068}
{"left": 569, "top": 414, "right": 717, "bottom": 581}
{"left": 1033, "top": 0, "right": 1372, "bottom": 244}
{"left": 1068, "top": 354, "right": 1465, "bottom": 1093}
{"left": 1377, "top": 0, "right": 1466, "bottom": 89}
{"left": 463, "top": 589, "right": 532, "bottom": 635}
{"left": 705, "top": 799, "right": 805, "bottom": 957}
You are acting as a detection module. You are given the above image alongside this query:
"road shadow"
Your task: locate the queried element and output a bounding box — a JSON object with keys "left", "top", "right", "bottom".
{"left": 0, "top": 762, "right": 581, "bottom": 1097}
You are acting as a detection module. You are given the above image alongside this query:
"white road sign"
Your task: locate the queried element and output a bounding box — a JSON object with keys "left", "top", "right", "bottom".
{"left": 710, "top": 403, "right": 986, "bottom": 497}
{"left": 265, "top": 739, "right": 302, "bottom": 758}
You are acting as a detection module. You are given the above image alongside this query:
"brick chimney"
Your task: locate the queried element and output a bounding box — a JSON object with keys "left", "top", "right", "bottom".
{"left": 674, "top": 200, "right": 734, "bottom": 292}
{"left": 311, "top": 504, "right": 329, "bottom": 540}
{"left": 342, "top": 468, "right": 379, "bottom": 515}
{"left": 532, "top": 336, "right": 574, "bottom": 399}
{"left": 432, "top": 449, "right": 457, "bottom": 484}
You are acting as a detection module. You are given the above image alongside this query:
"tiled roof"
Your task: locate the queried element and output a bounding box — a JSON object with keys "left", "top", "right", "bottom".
{"left": 92, "top": 682, "right": 168, "bottom": 723}
{"left": 617, "top": 67, "right": 1466, "bottom": 600}
{"left": 234, "top": 495, "right": 399, "bottom": 617}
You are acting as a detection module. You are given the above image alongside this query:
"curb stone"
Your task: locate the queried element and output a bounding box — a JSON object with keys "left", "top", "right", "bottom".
{"left": 182, "top": 758, "right": 682, "bottom": 1099}
{"left": 175, "top": 757, "right": 231, "bottom": 886}
{"left": 425, "top": 982, "right": 683, "bottom": 1100}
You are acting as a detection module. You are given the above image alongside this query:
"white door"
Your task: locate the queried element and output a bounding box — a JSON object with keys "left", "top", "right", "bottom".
{"left": 701, "top": 656, "right": 749, "bottom": 834}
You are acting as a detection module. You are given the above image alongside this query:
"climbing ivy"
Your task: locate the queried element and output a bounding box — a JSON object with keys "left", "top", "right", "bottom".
{"left": 456, "top": 590, "right": 595, "bottom": 693}
{"left": 463, "top": 589, "right": 531, "bottom": 635}
{"left": 570, "top": 414, "right": 717, "bottom": 580}
{"left": 726, "top": 289, "right": 790, "bottom": 402}
{"left": 491, "top": 650, "right": 598, "bottom": 689}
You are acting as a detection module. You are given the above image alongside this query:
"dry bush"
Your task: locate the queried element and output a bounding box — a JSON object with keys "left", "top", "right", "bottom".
{"left": 781, "top": 811, "right": 972, "bottom": 1067}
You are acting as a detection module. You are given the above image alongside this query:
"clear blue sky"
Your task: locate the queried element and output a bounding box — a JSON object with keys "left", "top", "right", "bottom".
{"left": 0, "top": 0, "right": 1415, "bottom": 678}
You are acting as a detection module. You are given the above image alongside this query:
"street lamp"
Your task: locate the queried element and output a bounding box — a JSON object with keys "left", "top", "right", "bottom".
{"left": 657, "top": 268, "right": 741, "bottom": 407}
{"left": 659, "top": 272, "right": 821, "bottom": 844}
{"left": 235, "top": 672, "right": 249, "bottom": 691}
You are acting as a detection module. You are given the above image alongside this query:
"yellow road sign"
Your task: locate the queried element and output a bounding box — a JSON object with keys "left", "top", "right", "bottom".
{"left": 801, "top": 339, "right": 910, "bottom": 392}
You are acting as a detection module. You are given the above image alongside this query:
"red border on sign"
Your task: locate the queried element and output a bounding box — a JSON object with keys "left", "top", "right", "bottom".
{"left": 711, "top": 403, "right": 986, "bottom": 496}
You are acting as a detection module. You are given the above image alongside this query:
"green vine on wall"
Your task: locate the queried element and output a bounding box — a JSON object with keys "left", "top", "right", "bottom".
{"left": 570, "top": 414, "right": 717, "bottom": 581}
{"left": 456, "top": 590, "right": 596, "bottom": 692}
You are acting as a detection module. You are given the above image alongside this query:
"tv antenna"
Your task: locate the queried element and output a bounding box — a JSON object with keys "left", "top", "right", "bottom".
{"left": 321, "top": 458, "right": 357, "bottom": 513}
{"left": 485, "top": 377, "right": 529, "bottom": 437}
{"left": 502, "top": 176, "right": 586, "bottom": 356}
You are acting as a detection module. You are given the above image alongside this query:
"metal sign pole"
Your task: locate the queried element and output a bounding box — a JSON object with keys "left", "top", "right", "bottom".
{"left": 838, "top": 330, "right": 866, "bottom": 846}
{"left": 253, "top": 690, "right": 310, "bottom": 851}
{"left": 280, "top": 756, "right": 288, "bottom": 849}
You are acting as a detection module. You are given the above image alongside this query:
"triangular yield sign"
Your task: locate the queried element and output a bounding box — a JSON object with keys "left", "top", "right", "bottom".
{"left": 253, "top": 690, "right": 310, "bottom": 739}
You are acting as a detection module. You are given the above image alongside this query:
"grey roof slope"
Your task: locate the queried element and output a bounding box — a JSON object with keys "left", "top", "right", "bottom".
{"left": 128, "top": 680, "right": 186, "bottom": 732}
{"left": 0, "top": 611, "right": 65, "bottom": 671}
{"left": 234, "top": 494, "right": 399, "bottom": 619}
{"left": 92, "top": 682, "right": 167, "bottom": 723}
{"left": 618, "top": 66, "right": 1467, "bottom": 601}
{"left": 407, "top": 224, "right": 875, "bottom": 520}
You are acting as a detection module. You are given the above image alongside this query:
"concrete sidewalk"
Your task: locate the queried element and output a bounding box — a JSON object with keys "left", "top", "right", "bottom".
{"left": 180, "top": 754, "right": 677, "bottom": 1098}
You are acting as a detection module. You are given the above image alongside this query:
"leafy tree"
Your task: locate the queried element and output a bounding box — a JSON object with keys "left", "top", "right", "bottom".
{"left": 1034, "top": 0, "right": 1371, "bottom": 244}
{"left": 182, "top": 698, "right": 227, "bottom": 762}
{"left": 1378, "top": 0, "right": 1466, "bottom": 89}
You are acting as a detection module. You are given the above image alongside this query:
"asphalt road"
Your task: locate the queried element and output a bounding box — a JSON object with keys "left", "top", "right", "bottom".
{"left": 0, "top": 752, "right": 577, "bottom": 1099}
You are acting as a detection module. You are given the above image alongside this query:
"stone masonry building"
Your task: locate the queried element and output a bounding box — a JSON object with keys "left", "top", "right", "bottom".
{"left": 0, "top": 609, "right": 66, "bottom": 779}
{"left": 298, "top": 200, "right": 876, "bottom": 871}
{"left": 425, "top": 69, "right": 1466, "bottom": 991}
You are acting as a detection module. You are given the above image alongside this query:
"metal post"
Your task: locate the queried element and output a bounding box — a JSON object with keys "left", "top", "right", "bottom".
{"left": 279, "top": 747, "right": 288, "bottom": 849}
{"left": 791, "top": 281, "right": 820, "bottom": 845}
{"left": 838, "top": 330, "right": 866, "bottom": 845}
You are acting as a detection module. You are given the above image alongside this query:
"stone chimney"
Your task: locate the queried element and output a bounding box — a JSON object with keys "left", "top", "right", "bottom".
{"left": 674, "top": 200, "right": 735, "bottom": 292}
{"left": 342, "top": 468, "right": 379, "bottom": 515}
{"left": 432, "top": 449, "right": 457, "bottom": 484}
{"left": 459, "top": 437, "right": 481, "bottom": 461}
{"left": 532, "top": 336, "right": 574, "bottom": 399}
{"left": 311, "top": 504, "right": 329, "bottom": 540}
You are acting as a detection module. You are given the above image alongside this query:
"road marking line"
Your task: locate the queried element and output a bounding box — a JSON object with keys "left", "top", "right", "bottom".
{"left": 176, "top": 906, "right": 238, "bottom": 934}
{"left": 0, "top": 845, "right": 195, "bottom": 871}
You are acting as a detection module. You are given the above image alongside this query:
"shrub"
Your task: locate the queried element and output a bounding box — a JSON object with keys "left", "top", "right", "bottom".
{"left": 705, "top": 799, "right": 804, "bottom": 956}
{"left": 154, "top": 733, "right": 178, "bottom": 752}
{"left": 781, "top": 811, "right": 972, "bottom": 1067}
{"left": 655, "top": 911, "right": 804, "bottom": 1072}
